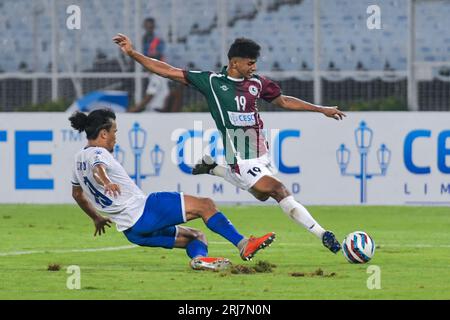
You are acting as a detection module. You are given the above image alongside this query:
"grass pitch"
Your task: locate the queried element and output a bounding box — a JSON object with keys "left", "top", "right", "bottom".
{"left": 0, "top": 205, "right": 449, "bottom": 300}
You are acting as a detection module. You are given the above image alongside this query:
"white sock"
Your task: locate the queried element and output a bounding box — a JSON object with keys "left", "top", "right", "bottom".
{"left": 212, "top": 165, "right": 246, "bottom": 190}
{"left": 279, "top": 196, "right": 325, "bottom": 239}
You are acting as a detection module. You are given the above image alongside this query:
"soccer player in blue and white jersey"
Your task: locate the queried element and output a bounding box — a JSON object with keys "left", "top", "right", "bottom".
{"left": 113, "top": 34, "right": 345, "bottom": 255}
{"left": 69, "top": 109, "right": 275, "bottom": 271}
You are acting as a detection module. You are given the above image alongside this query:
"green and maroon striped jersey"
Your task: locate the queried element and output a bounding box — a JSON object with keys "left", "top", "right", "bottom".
{"left": 183, "top": 66, "right": 281, "bottom": 164}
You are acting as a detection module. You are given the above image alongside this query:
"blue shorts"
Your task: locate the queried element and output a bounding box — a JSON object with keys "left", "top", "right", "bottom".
{"left": 123, "top": 192, "right": 186, "bottom": 249}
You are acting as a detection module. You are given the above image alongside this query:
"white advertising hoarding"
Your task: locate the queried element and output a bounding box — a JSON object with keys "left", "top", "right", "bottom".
{"left": 0, "top": 112, "right": 449, "bottom": 205}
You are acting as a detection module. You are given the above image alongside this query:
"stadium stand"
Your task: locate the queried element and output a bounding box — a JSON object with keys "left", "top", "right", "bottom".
{"left": 0, "top": 0, "right": 449, "bottom": 111}
{"left": 1, "top": 0, "right": 449, "bottom": 72}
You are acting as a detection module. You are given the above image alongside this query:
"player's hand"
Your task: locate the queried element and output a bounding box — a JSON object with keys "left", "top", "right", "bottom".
{"left": 104, "top": 182, "right": 121, "bottom": 198}
{"left": 321, "top": 106, "right": 346, "bottom": 121}
{"left": 94, "top": 216, "right": 112, "bottom": 236}
{"left": 113, "top": 33, "right": 134, "bottom": 56}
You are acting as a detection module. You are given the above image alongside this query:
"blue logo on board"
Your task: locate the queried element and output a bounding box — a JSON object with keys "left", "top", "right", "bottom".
{"left": 336, "top": 121, "right": 391, "bottom": 203}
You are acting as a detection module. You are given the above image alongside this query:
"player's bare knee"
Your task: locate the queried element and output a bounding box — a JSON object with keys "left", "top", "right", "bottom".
{"left": 257, "top": 194, "right": 270, "bottom": 202}
{"left": 200, "top": 198, "right": 217, "bottom": 215}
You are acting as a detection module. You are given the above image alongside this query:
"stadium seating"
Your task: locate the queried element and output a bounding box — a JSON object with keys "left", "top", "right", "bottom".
{"left": 1, "top": 0, "right": 449, "bottom": 72}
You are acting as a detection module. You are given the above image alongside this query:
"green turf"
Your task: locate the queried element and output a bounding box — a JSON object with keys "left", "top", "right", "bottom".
{"left": 0, "top": 205, "right": 449, "bottom": 300}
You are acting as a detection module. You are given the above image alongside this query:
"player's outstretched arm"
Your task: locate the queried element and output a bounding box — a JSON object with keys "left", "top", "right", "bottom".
{"left": 113, "top": 33, "right": 188, "bottom": 85}
{"left": 72, "top": 186, "right": 112, "bottom": 236}
{"left": 272, "top": 95, "right": 346, "bottom": 121}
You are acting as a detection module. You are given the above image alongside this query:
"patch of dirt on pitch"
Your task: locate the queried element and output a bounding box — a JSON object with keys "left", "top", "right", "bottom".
{"left": 229, "top": 261, "right": 277, "bottom": 275}
{"left": 253, "top": 261, "right": 277, "bottom": 273}
{"left": 230, "top": 265, "right": 256, "bottom": 274}
{"left": 290, "top": 272, "right": 305, "bottom": 277}
{"left": 47, "top": 263, "right": 61, "bottom": 271}
{"left": 290, "top": 268, "right": 336, "bottom": 278}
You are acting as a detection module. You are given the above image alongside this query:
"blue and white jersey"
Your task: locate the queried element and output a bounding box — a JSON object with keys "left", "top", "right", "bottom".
{"left": 71, "top": 146, "right": 146, "bottom": 232}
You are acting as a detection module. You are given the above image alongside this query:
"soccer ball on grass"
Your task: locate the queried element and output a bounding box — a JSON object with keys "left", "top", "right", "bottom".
{"left": 342, "top": 231, "right": 375, "bottom": 264}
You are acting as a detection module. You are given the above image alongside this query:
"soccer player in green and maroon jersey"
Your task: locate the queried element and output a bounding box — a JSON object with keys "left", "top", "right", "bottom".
{"left": 113, "top": 34, "right": 345, "bottom": 254}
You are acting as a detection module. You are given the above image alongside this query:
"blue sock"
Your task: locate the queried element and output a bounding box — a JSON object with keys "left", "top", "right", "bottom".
{"left": 206, "top": 212, "right": 244, "bottom": 247}
{"left": 186, "top": 239, "right": 208, "bottom": 259}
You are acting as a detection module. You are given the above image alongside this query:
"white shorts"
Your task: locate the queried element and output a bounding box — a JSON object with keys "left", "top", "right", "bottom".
{"left": 225, "top": 154, "right": 275, "bottom": 191}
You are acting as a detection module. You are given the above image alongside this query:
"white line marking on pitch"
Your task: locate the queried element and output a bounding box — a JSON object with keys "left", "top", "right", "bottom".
{"left": 0, "top": 245, "right": 138, "bottom": 257}
{"left": 1, "top": 242, "right": 450, "bottom": 257}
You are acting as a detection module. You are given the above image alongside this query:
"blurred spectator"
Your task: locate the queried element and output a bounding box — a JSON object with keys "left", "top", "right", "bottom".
{"left": 129, "top": 17, "right": 171, "bottom": 113}
{"left": 142, "top": 17, "right": 165, "bottom": 61}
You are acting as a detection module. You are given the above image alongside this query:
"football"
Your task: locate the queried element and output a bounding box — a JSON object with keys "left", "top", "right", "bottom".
{"left": 342, "top": 231, "right": 375, "bottom": 264}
